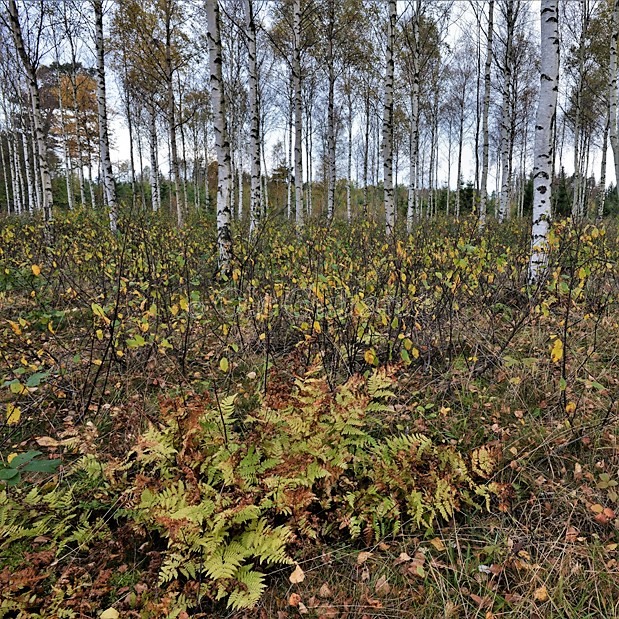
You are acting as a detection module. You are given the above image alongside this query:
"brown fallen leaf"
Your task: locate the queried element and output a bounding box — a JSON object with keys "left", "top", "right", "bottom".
{"left": 318, "top": 583, "right": 333, "bottom": 598}
{"left": 289, "top": 564, "right": 305, "bottom": 584}
{"left": 394, "top": 551, "right": 412, "bottom": 565}
{"left": 298, "top": 602, "right": 309, "bottom": 614}
{"left": 374, "top": 575, "right": 390, "bottom": 596}
{"left": 357, "top": 551, "right": 373, "bottom": 565}
{"left": 288, "top": 593, "right": 302, "bottom": 607}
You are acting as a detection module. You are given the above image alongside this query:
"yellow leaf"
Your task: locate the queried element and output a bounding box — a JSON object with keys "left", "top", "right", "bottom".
{"left": 412, "top": 347, "right": 420, "bottom": 359}
{"left": 96, "top": 329, "right": 104, "bottom": 340}
{"left": 179, "top": 296, "right": 189, "bottom": 312}
{"left": 219, "top": 357, "right": 229, "bottom": 372}
{"left": 429, "top": 537, "right": 446, "bottom": 551}
{"left": 31, "top": 264, "right": 41, "bottom": 276}
{"left": 364, "top": 349, "right": 378, "bottom": 366}
{"left": 8, "top": 320, "right": 21, "bottom": 335}
{"left": 533, "top": 585, "right": 549, "bottom": 602}
{"left": 550, "top": 338, "right": 563, "bottom": 363}
{"left": 100, "top": 609, "right": 120, "bottom": 619}
{"left": 289, "top": 564, "right": 305, "bottom": 584}
{"left": 313, "top": 320, "right": 321, "bottom": 334}
{"left": 565, "top": 401, "right": 576, "bottom": 414}
{"left": 7, "top": 453, "right": 17, "bottom": 464}
{"left": 6, "top": 403, "right": 21, "bottom": 425}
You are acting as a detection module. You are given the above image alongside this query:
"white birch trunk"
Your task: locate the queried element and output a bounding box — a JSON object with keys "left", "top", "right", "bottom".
{"left": 244, "top": 0, "right": 261, "bottom": 234}
{"left": 207, "top": 0, "right": 232, "bottom": 275}
{"left": 293, "top": 0, "right": 304, "bottom": 226}
{"left": 479, "top": 0, "right": 494, "bottom": 227}
{"left": 600, "top": 106, "right": 610, "bottom": 219}
{"left": 383, "top": 0, "right": 396, "bottom": 233}
{"left": 93, "top": 0, "right": 117, "bottom": 231}
{"left": 149, "top": 108, "right": 161, "bottom": 212}
{"left": 7, "top": 0, "right": 53, "bottom": 220}
{"left": 21, "top": 131, "right": 35, "bottom": 213}
{"left": 0, "top": 136, "right": 10, "bottom": 212}
{"left": 529, "top": 0, "right": 559, "bottom": 282}
{"left": 406, "top": 6, "right": 420, "bottom": 230}
{"left": 286, "top": 89, "right": 293, "bottom": 219}
{"left": 609, "top": 0, "right": 619, "bottom": 202}
{"left": 346, "top": 89, "right": 353, "bottom": 222}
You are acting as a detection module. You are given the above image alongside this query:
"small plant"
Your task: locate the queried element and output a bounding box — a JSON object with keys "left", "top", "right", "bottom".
{"left": 0, "top": 451, "right": 61, "bottom": 486}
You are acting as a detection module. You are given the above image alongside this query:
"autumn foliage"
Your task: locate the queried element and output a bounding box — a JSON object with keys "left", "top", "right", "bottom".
{"left": 1, "top": 209, "right": 619, "bottom": 617}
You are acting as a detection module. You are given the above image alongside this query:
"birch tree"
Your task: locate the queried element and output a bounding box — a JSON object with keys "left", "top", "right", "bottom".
{"left": 206, "top": 0, "right": 232, "bottom": 275}
{"left": 293, "top": 0, "right": 304, "bottom": 226}
{"left": 609, "top": 0, "right": 619, "bottom": 200}
{"left": 383, "top": 0, "right": 396, "bottom": 234}
{"left": 479, "top": 0, "right": 494, "bottom": 227}
{"left": 6, "top": 0, "right": 53, "bottom": 220}
{"left": 244, "top": 0, "right": 261, "bottom": 234}
{"left": 93, "top": 0, "right": 117, "bottom": 231}
{"left": 529, "top": 0, "right": 559, "bottom": 282}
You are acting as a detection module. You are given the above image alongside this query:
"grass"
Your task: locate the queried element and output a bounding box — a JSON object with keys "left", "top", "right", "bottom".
{"left": 0, "top": 208, "right": 618, "bottom": 617}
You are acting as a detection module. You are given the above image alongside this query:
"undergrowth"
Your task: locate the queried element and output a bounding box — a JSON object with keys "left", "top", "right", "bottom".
{"left": 0, "top": 209, "right": 618, "bottom": 617}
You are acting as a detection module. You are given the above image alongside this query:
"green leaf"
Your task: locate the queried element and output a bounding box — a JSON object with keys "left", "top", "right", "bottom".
{"left": 22, "top": 459, "right": 61, "bottom": 474}
{"left": 0, "top": 468, "right": 19, "bottom": 480}
{"left": 9, "top": 451, "right": 42, "bottom": 468}
{"left": 26, "top": 371, "right": 49, "bottom": 388}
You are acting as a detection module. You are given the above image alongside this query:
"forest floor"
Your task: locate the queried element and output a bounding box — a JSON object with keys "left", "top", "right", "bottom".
{"left": 1, "top": 209, "right": 619, "bottom": 618}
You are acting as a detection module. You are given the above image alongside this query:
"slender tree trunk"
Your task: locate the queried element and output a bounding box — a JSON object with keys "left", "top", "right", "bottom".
{"left": 529, "top": 0, "right": 559, "bottom": 282}
{"left": 479, "top": 0, "right": 494, "bottom": 227}
{"left": 456, "top": 91, "right": 465, "bottom": 218}
{"left": 326, "top": 4, "right": 336, "bottom": 220}
{"left": 149, "top": 108, "right": 161, "bottom": 211}
{"left": 57, "top": 77, "right": 74, "bottom": 211}
{"left": 8, "top": 132, "right": 22, "bottom": 214}
{"left": 446, "top": 119, "right": 452, "bottom": 216}
{"left": 293, "top": 0, "right": 304, "bottom": 226}
{"left": 363, "top": 88, "right": 370, "bottom": 215}
{"left": 286, "top": 88, "right": 293, "bottom": 218}
{"left": 609, "top": 0, "right": 619, "bottom": 202}
{"left": 237, "top": 138, "right": 243, "bottom": 219}
{"left": 383, "top": 0, "right": 396, "bottom": 233}
{"left": 0, "top": 136, "right": 11, "bottom": 213}
{"left": 600, "top": 106, "right": 610, "bottom": 219}
{"left": 207, "top": 0, "right": 232, "bottom": 275}
{"left": 7, "top": 0, "right": 53, "bottom": 219}
{"left": 93, "top": 0, "right": 117, "bottom": 231}
{"left": 164, "top": 5, "right": 182, "bottom": 225}
{"left": 21, "top": 131, "right": 35, "bottom": 213}
{"left": 122, "top": 58, "right": 137, "bottom": 204}
{"left": 498, "top": 2, "right": 515, "bottom": 222}
{"left": 347, "top": 89, "right": 353, "bottom": 222}
{"left": 136, "top": 106, "right": 146, "bottom": 206}
{"left": 244, "top": 0, "right": 261, "bottom": 233}
{"left": 307, "top": 97, "right": 313, "bottom": 215}
{"left": 406, "top": 5, "right": 421, "bottom": 229}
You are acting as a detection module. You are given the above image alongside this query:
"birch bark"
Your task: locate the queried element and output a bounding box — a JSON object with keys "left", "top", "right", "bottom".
{"left": 207, "top": 0, "right": 233, "bottom": 275}
{"left": 529, "top": 0, "right": 559, "bottom": 282}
